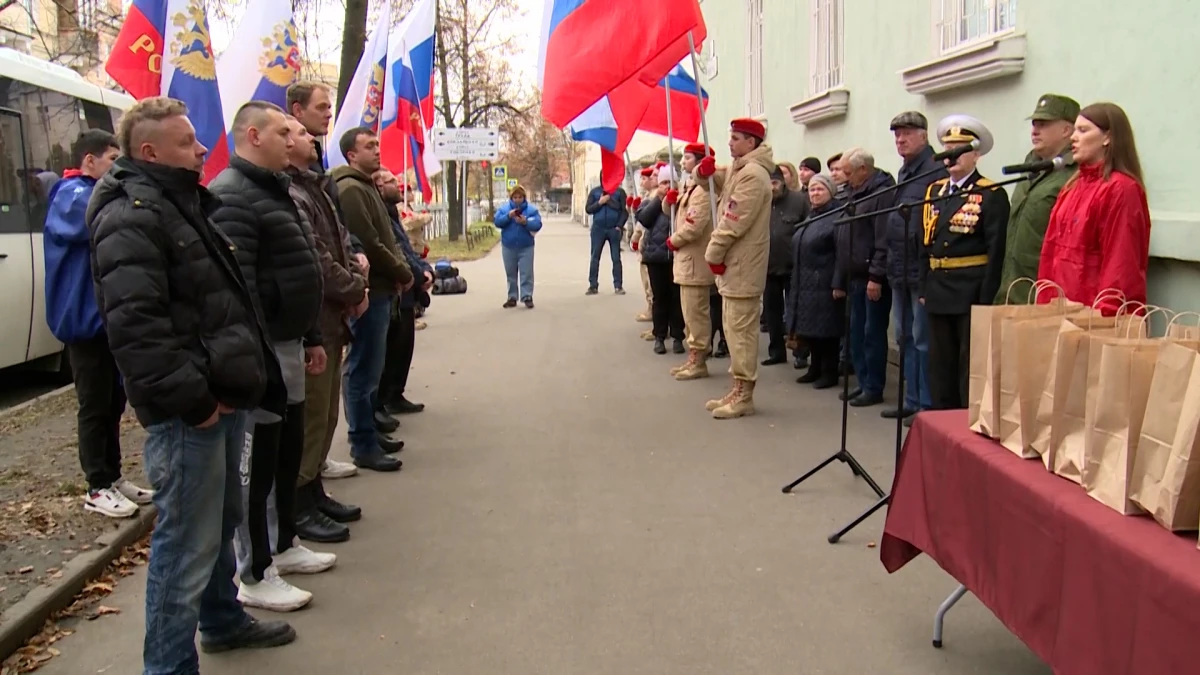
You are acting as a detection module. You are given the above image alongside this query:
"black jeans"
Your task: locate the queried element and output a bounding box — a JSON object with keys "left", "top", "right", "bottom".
{"left": 804, "top": 336, "right": 841, "bottom": 381}
{"left": 764, "top": 273, "right": 790, "bottom": 358}
{"left": 379, "top": 305, "right": 417, "bottom": 407}
{"left": 645, "top": 262, "right": 684, "bottom": 340}
{"left": 247, "top": 403, "right": 303, "bottom": 581}
{"left": 928, "top": 312, "right": 971, "bottom": 410}
{"left": 68, "top": 336, "right": 126, "bottom": 491}
{"left": 709, "top": 290, "right": 725, "bottom": 342}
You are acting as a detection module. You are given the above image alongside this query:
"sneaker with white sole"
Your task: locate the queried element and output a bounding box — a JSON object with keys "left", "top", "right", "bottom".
{"left": 273, "top": 545, "right": 337, "bottom": 575}
{"left": 83, "top": 487, "right": 138, "bottom": 519}
{"left": 237, "top": 566, "right": 313, "bottom": 612}
{"left": 321, "top": 459, "right": 358, "bottom": 479}
{"left": 113, "top": 478, "right": 154, "bottom": 505}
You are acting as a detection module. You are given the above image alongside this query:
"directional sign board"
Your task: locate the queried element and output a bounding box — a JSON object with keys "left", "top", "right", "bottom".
{"left": 492, "top": 166, "right": 507, "bottom": 181}
{"left": 431, "top": 127, "right": 500, "bottom": 161}
{"left": 507, "top": 179, "right": 519, "bottom": 190}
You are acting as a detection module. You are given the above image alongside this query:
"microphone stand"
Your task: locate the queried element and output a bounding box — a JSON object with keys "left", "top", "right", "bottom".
{"left": 820, "top": 169, "right": 1037, "bottom": 544}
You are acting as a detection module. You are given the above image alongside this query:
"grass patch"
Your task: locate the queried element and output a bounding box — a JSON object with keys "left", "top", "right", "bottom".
{"left": 426, "top": 221, "right": 500, "bottom": 262}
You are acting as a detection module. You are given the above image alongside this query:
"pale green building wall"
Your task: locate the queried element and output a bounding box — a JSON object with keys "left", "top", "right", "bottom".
{"left": 698, "top": 0, "right": 1200, "bottom": 311}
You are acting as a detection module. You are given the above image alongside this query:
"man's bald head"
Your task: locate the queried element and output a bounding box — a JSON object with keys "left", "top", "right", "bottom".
{"left": 231, "top": 101, "right": 292, "bottom": 172}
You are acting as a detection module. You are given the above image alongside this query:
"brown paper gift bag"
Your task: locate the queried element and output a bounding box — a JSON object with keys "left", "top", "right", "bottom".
{"left": 1130, "top": 341, "right": 1200, "bottom": 530}
{"left": 999, "top": 311, "right": 1093, "bottom": 458}
{"left": 969, "top": 283, "right": 1083, "bottom": 438}
{"left": 1044, "top": 314, "right": 1145, "bottom": 480}
{"left": 1081, "top": 338, "right": 1161, "bottom": 514}
{"left": 1166, "top": 312, "right": 1200, "bottom": 340}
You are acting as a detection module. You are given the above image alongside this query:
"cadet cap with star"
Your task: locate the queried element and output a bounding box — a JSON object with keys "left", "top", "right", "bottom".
{"left": 889, "top": 111, "right": 928, "bottom": 131}
{"left": 1028, "top": 94, "right": 1081, "bottom": 122}
{"left": 935, "top": 113, "right": 994, "bottom": 157}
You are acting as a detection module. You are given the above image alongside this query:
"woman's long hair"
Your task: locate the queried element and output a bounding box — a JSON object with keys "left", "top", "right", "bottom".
{"left": 776, "top": 161, "right": 801, "bottom": 191}
{"left": 1067, "top": 102, "right": 1144, "bottom": 190}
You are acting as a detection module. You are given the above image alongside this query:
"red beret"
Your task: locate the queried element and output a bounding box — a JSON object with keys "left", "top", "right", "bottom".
{"left": 654, "top": 161, "right": 667, "bottom": 169}
{"left": 683, "top": 143, "right": 715, "bottom": 157}
{"left": 730, "top": 118, "right": 765, "bottom": 140}
{"left": 639, "top": 166, "right": 655, "bottom": 177}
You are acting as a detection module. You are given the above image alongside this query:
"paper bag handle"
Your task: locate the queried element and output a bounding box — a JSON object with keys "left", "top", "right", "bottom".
{"left": 1125, "top": 306, "right": 1174, "bottom": 339}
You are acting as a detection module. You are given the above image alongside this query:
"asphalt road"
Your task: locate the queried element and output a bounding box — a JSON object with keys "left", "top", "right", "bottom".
{"left": 36, "top": 216, "right": 1050, "bottom": 675}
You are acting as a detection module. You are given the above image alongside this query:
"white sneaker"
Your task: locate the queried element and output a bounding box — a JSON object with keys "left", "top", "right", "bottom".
{"left": 273, "top": 545, "right": 337, "bottom": 575}
{"left": 83, "top": 487, "right": 138, "bottom": 518}
{"left": 237, "top": 566, "right": 313, "bottom": 612}
{"left": 321, "top": 459, "right": 358, "bottom": 479}
{"left": 113, "top": 478, "right": 154, "bottom": 505}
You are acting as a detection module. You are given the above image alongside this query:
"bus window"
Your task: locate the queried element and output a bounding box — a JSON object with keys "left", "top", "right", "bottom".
{"left": 82, "top": 100, "right": 115, "bottom": 132}
{"left": 0, "top": 110, "right": 29, "bottom": 234}
{"left": 2, "top": 81, "right": 82, "bottom": 231}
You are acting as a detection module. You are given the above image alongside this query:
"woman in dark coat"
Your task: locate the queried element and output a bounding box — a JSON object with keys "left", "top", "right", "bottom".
{"left": 787, "top": 174, "right": 844, "bottom": 389}
{"left": 635, "top": 167, "right": 685, "bottom": 355}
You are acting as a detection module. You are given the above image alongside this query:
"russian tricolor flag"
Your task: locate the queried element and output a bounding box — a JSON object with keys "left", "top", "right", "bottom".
{"left": 537, "top": 0, "right": 706, "bottom": 129}
{"left": 639, "top": 60, "right": 708, "bottom": 143}
{"left": 326, "top": 0, "right": 392, "bottom": 169}
{"left": 381, "top": 0, "right": 438, "bottom": 201}
{"left": 215, "top": 0, "right": 300, "bottom": 139}
{"left": 106, "top": 0, "right": 229, "bottom": 183}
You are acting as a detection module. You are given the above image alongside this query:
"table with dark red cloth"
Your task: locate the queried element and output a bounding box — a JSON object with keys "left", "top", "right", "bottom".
{"left": 880, "top": 410, "right": 1200, "bottom": 675}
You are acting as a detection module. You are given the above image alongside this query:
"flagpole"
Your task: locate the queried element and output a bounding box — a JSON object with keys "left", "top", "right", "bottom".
{"left": 663, "top": 71, "right": 677, "bottom": 236}
{"left": 686, "top": 33, "right": 719, "bottom": 229}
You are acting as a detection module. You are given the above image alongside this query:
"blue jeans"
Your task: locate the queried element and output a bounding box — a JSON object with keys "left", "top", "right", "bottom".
{"left": 848, "top": 280, "right": 892, "bottom": 397}
{"left": 501, "top": 245, "right": 535, "bottom": 300}
{"left": 892, "top": 284, "right": 932, "bottom": 411}
{"left": 142, "top": 411, "right": 251, "bottom": 675}
{"left": 343, "top": 293, "right": 392, "bottom": 459}
{"left": 588, "top": 226, "right": 623, "bottom": 290}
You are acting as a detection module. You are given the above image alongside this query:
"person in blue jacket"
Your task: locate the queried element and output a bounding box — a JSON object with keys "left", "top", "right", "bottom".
{"left": 44, "top": 130, "right": 153, "bottom": 519}
{"left": 584, "top": 180, "right": 628, "bottom": 295}
{"left": 493, "top": 185, "right": 542, "bottom": 308}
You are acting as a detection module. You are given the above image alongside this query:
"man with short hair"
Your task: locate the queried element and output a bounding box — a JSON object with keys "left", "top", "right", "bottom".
{"left": 881, "top": 111, "right": 945, "bottom": 424}
{"left": 701, "top": 118, "right": 775, "bottom": 419}
{"left": 332, "top": 127, "right": 412, "bottom": 472}
{"left": 284, "top": 117, "right": 367, "bottom": 545}
{"left": 45, "top": 130, "right": 153, "bottom": 519}
{"left": 209, "top": 101, "right": 327, "bottom": 613}
{"left": 994, "top": 94, "right": 1081, "bottom": 304}
{"left": 88, "top": 97, "right": 293, "bottom": 670}
{"left": 835, "top": 147, "right": 895, "bottom": 408}
{"left": 827, "top": 152, "right": 849, "bottom": 200}
{"left": 584, "top": 180, "right": 628, "bottom": 295}
{"left": 287, "top": 79, "right": 363, "bottom": 481}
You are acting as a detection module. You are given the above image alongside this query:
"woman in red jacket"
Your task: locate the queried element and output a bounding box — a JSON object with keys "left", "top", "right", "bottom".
{"left": 1037, "top": 102, "right": 1151, "bottom": 315}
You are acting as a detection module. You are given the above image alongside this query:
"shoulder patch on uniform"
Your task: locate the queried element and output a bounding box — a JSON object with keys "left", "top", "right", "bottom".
{"left": 976, "top": 177, "right": 995, "bottom": 187}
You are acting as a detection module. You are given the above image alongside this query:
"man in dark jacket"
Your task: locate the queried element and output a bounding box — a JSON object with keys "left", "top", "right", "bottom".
{"left": 285, "top": 117, "right": 366, "bottom": 546}
{"left": 44, "top": 130, "right": 153, "bottom": 519}
{"left": 762, "top": 165, "right": 809, "bottom": 366}
{"left": 332, "top": 127, "right": 412, "bottom": 473}
{"left": 880, "top": 112, "right": 946, "bottom": 423}
{"left": 209, "top": 101, "right": 325, "bottom": 614}
{"left": 87, "top": 97, "right": 293, "bottom": 670}
{"left": 376, "top": 169, "right": 435, "bottom": 420}
{"left": 585, "top": 182, "right": 628, "bottom": 295}
{"left": 835, "top": 147, "right": 895, "bottom": 407}
{"left": 287, "top": 80, "right": 365, "bottom": 482}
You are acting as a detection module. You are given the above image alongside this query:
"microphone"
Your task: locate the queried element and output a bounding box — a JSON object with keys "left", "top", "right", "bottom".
{"left": 1001, "top": 156, "right": 1066, "bottom": 175}
{"left": 932, "top": 140, "right": 980, "bottom": 162}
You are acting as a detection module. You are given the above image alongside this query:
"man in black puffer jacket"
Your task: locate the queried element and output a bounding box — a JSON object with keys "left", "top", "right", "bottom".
{"left": 763, "top": 165, "right": 810, "bottom": 367}
{"left": 87, "top": 97, "right": 292, "bottom": 670}
{"left": 208, "top": 101, "right": 325, "bottom": 614}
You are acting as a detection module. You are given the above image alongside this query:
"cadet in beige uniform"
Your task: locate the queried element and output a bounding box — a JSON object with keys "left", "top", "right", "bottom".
{"left": 703, "top": 119, "right": 774, "bottom": 419}
{"left": 667, "top": 143, "right": 720, "bottom": 380}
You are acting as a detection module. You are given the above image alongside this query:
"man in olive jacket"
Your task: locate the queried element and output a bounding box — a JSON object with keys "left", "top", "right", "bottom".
{"left": 331, "top": 127, "right": 412, "bottom": 473}
{"left": 994, "top": 94, "right": 1081, "bottom": 304}
{"left": 703, "top": 118, "right": 775, "bottom": 419}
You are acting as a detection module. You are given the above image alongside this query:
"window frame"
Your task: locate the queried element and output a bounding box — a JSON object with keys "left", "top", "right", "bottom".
{"left": 745, "top": 0, "right": 764, "bottom": 118}
{"left": 809, "top": 0, "right": 845, "bottom": 96}
{"left": 936, "top": 0, "right": 1019, "bottom": 55}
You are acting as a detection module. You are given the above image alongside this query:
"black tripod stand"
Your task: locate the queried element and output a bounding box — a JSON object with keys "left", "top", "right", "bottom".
{"left": 819, "top": 170, "right": 1038, "bottom": 542}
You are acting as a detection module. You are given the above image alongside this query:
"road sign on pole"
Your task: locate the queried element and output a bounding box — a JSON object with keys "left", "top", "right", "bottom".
{"left": 431, "top": 127, "right": 500, "bottom": 161}
{"left": 492, "top": 165, "right": 507, "bottom": 181}
{"left": 507, "top": 179, "right": 518, "bottom": 190}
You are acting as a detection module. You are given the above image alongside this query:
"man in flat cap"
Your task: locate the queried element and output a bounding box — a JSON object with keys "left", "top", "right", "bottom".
{"left": 879, "top": 111, "right": 945, "bottom": 424}
{"left": 700, "top": 118, "right": 774, "bottom": 418}
{"left": 994, "top": 93, "right": 1080, "bottom": 304}
{"left": 921, "top": 115, "right": 1010, "bottom": 410}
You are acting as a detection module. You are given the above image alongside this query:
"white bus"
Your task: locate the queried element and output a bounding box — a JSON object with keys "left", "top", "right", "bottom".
{"left": 0, "top": 48, "right": 134, "bottom": 376}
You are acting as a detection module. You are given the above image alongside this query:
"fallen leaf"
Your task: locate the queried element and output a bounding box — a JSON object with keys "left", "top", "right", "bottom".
{"left": 17, "top": 566, "right": 32, "bottom": 575}
{"left": 96, "top": 605, "right": 120, "bottom": 616}
{"left": 867, "top": 541, "right": 877, "bottom": 548}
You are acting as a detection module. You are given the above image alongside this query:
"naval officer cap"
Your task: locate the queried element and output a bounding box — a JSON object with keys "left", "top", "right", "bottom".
{"left": 935, "top": 114, "right": 994, "bottom": 157}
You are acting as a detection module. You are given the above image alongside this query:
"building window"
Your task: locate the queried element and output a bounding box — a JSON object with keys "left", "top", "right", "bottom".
{"left": 745, "top": 0, "right": 764, "bottom": 117}
{"left": 938, "top": 0, "right": 1018, "bottom": 54}
{"left": 810, "top": 0, "right": 843, "bottom": 94}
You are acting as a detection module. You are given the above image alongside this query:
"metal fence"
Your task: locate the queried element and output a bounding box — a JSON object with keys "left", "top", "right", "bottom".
{"left": 423, "top": 203, "right": 496, "bottom": 250}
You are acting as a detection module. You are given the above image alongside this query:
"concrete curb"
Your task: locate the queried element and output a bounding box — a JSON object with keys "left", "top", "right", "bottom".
{"left": 0, "top": 505, "right": 155, "bottom": 659}
{"left": 0, "top": 384, "right": 75, "bottom": 420}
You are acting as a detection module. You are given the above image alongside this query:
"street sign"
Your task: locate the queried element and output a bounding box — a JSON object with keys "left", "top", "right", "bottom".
{"left": 492, "top": 165, "right": 507, "bottom": 181}
{"left": 507, "top": 179, "right": 518, "bottom": 190}
{"left": 431, "top": 127, "right": 500, "bottom": 161}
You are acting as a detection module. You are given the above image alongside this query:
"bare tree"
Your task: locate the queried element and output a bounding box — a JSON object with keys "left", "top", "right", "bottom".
{"left": 499, "top": 95, "right": 570, "bottom": 199}
{"left": 11, "top": 0, "right": 122, "bottom": 80}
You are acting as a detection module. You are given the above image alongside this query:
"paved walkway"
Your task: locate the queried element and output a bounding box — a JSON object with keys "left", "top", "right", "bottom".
{"left": 40, "top": 216, "right": 1048, "bottom": 674}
